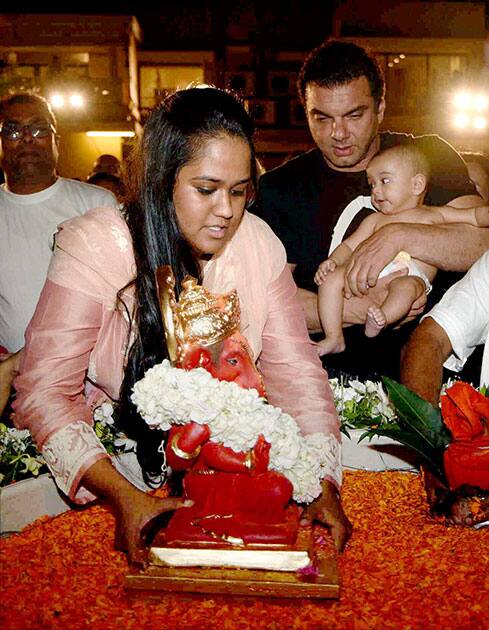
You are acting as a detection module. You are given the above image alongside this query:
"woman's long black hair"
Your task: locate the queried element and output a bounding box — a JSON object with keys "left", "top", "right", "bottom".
{"left": 117, "top": 87, "right": 256, "bottom": 484}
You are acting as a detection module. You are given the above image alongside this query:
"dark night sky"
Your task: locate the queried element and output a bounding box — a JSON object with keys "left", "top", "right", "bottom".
{"left": 5, "top": 1, "right": 342, "bottom": 50}
{"left": 5, "top": 1, "right": 486, "bottom": 50}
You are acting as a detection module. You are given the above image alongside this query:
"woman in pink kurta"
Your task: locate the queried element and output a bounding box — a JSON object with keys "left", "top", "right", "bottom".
{"left": 14, "top": 87, "right": 351, "bottom": 561}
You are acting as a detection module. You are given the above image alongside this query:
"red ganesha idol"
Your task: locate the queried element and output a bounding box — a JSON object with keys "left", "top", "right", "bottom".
{"left": 135, "top": 266, "right": 302, "bottom": 546}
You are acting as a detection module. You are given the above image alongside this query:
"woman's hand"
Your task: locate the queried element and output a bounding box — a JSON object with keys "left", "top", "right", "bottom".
{"left": 0, "top": 349, "right": 23, "bottom": 417}
{"left": 82, "top": 458, "right": 191, "bottom": 565}
{"left": 302, "top": 479, "right": 352, "bottom": 552}
{"left": 113, "top": 488, "right": 192, "bottom": 564}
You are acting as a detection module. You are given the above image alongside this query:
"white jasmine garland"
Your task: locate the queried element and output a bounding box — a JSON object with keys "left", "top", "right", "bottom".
{"left": 131, "top": 359, "right": 339, "bottom": 503}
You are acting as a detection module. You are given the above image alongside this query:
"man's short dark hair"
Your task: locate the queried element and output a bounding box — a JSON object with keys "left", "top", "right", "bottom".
{"left": 297, "top": 40, "right": 385, "bottom": 109}
{"left": 0, "top": 92, "right": 57, "bottom": 128}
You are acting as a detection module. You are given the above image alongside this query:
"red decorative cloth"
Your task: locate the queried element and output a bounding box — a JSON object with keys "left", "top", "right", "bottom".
{"left": 442, "top": 382, "right": 489, "bottom": 491}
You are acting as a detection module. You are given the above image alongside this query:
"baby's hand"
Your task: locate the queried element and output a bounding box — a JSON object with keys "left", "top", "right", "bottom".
{"left": 314, "top": 259, "right": 337, "bottom": 285}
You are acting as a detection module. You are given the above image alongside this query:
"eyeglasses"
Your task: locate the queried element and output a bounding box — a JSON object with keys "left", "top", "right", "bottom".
{"left": 0, "top": 121, "right": 56, "bottom": 141}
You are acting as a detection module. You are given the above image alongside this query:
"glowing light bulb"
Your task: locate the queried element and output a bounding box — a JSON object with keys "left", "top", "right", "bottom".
{"left": 453, "top": 113, "right": 470, "bottom": 128}
{"left": 69, "top": 94, "right": 84, "bottom": 108}
{"left": 473, "top": 116, "right": 487, "bottom": 130}
{"left": 50, "top": 94, "right": 64, "bottom": 109}
{"left": 474, "top": 94, "right": 488, "bottom": 111}
{"left": 453, "top": 91, "right": 471, "bottom": 110}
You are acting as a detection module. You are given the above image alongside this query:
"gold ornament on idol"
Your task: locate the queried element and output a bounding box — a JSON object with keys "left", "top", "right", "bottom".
{"left": 155, "top": 265, "right": 241, "bottom": 366}
{"left": 170, "top": 433, "right": 202, "bottom": 460}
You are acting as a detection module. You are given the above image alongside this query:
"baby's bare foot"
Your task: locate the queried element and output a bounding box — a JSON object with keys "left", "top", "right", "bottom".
{"left": 317, "top": 336, "right": 346, "bottom": 355}
{"left": 365, "top": 305, "right": 386, "bottom": 338}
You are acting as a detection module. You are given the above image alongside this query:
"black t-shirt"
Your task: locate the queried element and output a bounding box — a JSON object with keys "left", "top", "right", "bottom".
{"left": 256, "top": 132, "right": 476, "bottom": 380}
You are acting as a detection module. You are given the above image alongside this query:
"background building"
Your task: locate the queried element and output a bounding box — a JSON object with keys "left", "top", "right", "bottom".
{"left": 1, "top": 3, "right": 487, "bottom": 178}
{"left": 333, "top": 1, "right": 488, "bottom": 153}
{"left": 0, "top": 13, "right": 141, "bottom": 179}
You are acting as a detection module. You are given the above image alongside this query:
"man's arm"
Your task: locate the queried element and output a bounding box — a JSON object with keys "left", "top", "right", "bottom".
{"left": 345, "top": 222, "right": 489, "bottom": 296}
{"left": 291, "top": 263, "right": 417, "bottom": 331}
{"left": 400, "top": 317, "right": 453, "bottom": 405}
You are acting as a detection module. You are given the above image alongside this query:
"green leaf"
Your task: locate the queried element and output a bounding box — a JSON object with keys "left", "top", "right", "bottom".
{"left": 340, "top": 426, "right": 351, "bottom": 439}
{"left": 382, "top": 377, "right": 451, "bottom": 450}
{"left": 362, "top": 425, "right": 446, "bottom": 482}
{"left": 356, "top": 430, "right": 374, "bottom": 443}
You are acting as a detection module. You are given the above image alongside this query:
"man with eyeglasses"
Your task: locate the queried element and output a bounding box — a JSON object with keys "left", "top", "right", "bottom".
{"left": 0, "top": 93, "right": 117, "bottom": 413}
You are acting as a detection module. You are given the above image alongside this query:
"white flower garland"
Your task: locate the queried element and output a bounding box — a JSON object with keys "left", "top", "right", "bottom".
{"left": 131, "top": 360, "right": 339, "bottom": 503}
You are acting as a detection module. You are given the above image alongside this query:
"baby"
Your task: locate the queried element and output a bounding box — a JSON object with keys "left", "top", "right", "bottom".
{"left": 315, "top": 143, "right": 489, "bottom": 355}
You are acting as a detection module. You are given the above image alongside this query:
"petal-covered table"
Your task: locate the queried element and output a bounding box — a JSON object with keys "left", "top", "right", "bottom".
{"left": 1, "top": 471, "right": 487, "bottom": 630}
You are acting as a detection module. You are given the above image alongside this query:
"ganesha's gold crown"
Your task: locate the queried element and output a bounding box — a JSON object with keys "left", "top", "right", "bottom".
{"left": 155, "top": 265, "right": 240, "bottom": 364}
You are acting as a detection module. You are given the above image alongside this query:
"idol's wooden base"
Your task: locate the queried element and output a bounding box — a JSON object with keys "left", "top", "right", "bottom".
{"left": 125, "top": 528, "right": 339, "bottom": 599}
{"left": 125, "top": 561, "right": 339, "bottom": 599}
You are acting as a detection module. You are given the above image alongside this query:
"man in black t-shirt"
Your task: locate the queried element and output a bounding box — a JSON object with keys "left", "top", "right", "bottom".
{"left": 257, "top": 40, "right": 486, "bottom": 380}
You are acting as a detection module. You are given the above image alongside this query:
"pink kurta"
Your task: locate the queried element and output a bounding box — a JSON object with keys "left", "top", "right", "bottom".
{"left": 14, "top": 207, "right": 340, "bottom": 502}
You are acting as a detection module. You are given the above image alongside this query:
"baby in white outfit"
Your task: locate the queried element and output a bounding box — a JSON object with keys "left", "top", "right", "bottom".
{"left": 315, "top": 143, "right": 488, "bottom": 355}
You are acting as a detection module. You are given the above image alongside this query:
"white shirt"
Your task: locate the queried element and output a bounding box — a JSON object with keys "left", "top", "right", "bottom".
{"left": 424, "top": 251, "right": 489, "bottom": 388}
{"left": 0, "top": 177, "right": 117, "bottom": 352}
